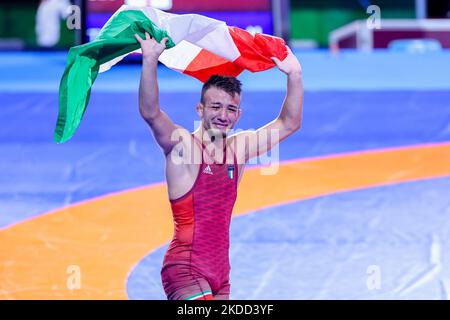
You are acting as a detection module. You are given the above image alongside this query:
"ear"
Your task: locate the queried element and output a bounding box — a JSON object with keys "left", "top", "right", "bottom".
{"left": 236, "top": 107, "right": 242, "bottom": 122}
{"left": 196, "top": 103, "right": 204, "bottom": 118}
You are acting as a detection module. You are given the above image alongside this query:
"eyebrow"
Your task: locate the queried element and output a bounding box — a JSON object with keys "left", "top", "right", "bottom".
{"left": 210, "top": 102, "right": 239, "bottom": 109}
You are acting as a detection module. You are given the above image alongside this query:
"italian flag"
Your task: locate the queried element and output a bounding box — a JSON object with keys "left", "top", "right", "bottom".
{"left": 55, "top": 5, "right": 288, "bottom": 143}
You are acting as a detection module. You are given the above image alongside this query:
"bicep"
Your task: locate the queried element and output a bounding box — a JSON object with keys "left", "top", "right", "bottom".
{"left": 233, "top": 118, "right": 294, "bottom": 162}
{"left": 144, "top": 110, "right": 189, "bottom": 155}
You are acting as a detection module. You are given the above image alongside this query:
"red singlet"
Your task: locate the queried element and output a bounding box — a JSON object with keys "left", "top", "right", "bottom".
{"left": 161, "top": 135, "right": 238, "bottom": 300}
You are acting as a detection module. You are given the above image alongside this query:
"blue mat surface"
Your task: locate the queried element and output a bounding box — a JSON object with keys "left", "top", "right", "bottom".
{"left": 1, "top": 49, "right": 450, "bottom": 299}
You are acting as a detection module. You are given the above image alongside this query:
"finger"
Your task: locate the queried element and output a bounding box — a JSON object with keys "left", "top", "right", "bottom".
{"left": 145, "top": 32, "right": 151, "bottom": 40}
{"left": 285, "top": 45, "right": 293, "bottom": 54}
{"left": 161, "top": 37, "right": 169, "bottom": 46}
{"left": 271, "top": 57, "right": 281, "bottom": 66}
{"left": 134, "top": 34, "right": 143, "bottom": 43}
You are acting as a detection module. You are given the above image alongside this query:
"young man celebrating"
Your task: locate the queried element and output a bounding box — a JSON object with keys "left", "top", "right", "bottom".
{"left": 134, "top": 32, "right": 303, "bottom": 300}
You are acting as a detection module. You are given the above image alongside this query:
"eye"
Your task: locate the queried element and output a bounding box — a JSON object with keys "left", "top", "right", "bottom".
{"left": 228, "top": 107, "right": 238, "bottom": 113}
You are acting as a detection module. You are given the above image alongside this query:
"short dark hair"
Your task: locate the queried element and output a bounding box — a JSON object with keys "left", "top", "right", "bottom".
{"left": 201, "top": 75, "right": 242, "bottom": 104}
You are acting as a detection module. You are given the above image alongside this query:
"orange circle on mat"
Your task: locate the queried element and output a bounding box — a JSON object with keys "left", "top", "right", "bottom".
{"left": 1, "top": 142, "right": 450, "bottom": 299}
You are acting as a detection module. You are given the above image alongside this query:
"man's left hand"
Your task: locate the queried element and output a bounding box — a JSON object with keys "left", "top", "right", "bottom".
{"left": 271, "top": 46, "right": 302, "bottom": 76}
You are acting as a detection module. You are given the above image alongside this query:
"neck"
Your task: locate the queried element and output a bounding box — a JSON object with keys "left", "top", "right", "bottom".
{"left": 195, "top": 126, "right": 226, "bottom": 148}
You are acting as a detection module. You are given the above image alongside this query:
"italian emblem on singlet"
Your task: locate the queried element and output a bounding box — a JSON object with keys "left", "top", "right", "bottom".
{"left": 227, "top": 165, "right": 234, "bottom": 179}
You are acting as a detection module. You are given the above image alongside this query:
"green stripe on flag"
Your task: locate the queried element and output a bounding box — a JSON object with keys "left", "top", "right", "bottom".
{"left": 55, "top": 10, "right": 175, "bottom": 143}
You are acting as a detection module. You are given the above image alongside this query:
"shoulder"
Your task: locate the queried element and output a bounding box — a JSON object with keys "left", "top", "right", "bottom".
{"left": 167, "top": 130, "right": 202, "bottom": 164}
{"left": 169, "top": 126, "right": 192, "bottom": 143}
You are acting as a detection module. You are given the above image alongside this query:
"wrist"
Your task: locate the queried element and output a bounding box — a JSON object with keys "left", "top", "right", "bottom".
{"left": 142, "top": 54, "right": 159, "bottom": 64}
{"left": 287, "top": 70, "right": 302, "bottom": 78}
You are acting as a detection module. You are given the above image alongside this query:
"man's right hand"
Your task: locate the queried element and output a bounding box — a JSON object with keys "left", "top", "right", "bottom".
{"left": 134, "top": 32, "right": 169, "bottom": 61}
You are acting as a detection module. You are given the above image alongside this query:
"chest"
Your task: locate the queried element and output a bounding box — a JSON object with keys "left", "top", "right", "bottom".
{"left": 196, "top": 162, "right": 237, "bottom": 190}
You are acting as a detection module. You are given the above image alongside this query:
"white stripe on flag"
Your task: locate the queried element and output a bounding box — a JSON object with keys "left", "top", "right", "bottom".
{"left": 99, "top": 49, "right": 141, "bottom": 73}
{"left": 138, "top": 5, "right": 241, "bottom": 61}
{"left": 194, "top": 24, "right": 241, "bottom": 62}
{"left": 159, "top": 40, "right": 202, "bottom": 72}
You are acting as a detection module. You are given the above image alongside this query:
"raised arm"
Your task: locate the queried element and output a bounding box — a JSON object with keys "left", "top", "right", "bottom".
{"left": 135, "top": 32, "right": 188, "bottom": 155}
{"left": 233, "top": 46, "right": 304, "bottom": 162}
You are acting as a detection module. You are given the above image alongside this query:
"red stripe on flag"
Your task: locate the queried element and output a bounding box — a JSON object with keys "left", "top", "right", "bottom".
{"left": 183, "top": 49, "right": 244, "bottom": 83}
{"left": 228, "top": 26, "right": 288, "bottom": 72}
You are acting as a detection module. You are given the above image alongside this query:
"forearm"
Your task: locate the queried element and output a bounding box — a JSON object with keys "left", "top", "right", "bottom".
{"left": 278, "top": 72, "right": 304, "bottom": 130}
{"left": 139, "top": 56, "right": 161, "bottom": 121}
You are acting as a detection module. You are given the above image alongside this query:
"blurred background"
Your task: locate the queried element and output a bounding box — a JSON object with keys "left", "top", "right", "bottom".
{"left": 1, "top": 0, "right": 449, "bottom": 49}
{"left": 1, "top": 0, "right": 450, "bottom": 300}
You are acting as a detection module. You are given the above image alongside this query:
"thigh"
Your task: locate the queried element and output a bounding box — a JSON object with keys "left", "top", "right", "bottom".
{"left": 162, "top": 267, "right": 213, "bottom": 300}
{"left": 213, "top": 283, "right": 230, "bottom": 300}
{"left": 177, "top": 277, "right": 213, "bottom": 300}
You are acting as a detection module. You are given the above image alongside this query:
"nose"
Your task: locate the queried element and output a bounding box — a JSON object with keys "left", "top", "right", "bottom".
{"left": 218, "top": 107, "right": 228, "bottom": 120}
